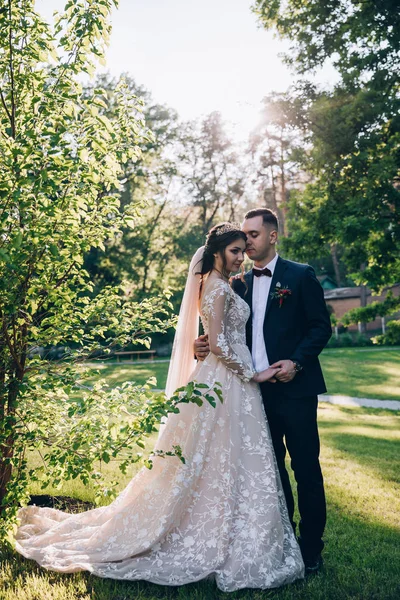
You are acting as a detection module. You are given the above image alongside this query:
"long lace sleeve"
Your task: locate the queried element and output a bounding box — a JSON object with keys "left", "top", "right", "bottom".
{"left": 202, "top": 281, "right": 255, "bottom": 382}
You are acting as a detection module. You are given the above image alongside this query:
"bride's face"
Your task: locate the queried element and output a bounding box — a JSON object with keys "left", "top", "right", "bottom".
{"left": 214, "top": 238, "right": 246, "bottom": 275}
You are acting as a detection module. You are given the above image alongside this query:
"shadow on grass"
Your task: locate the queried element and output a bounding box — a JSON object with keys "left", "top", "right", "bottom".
{"left": 318, "top": 418, "right": 400, "bottom": 432}
{"left": 2, "top": 509, "right": 400, "bottom": 600}
{"left": 330, "top": 405, "right": 400, "bottom": 417}
{"left": 82, "top": 363, "right": 169, "bottom": 390}
{"left": 320, "top": 427, "right": 400, "bottom": 484}
{"left": 320, "top": 352, "right": 400, "bottom": 401}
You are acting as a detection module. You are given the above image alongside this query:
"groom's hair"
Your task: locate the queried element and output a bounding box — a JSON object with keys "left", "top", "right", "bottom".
{"left": 244, "top": 208, "right": 278, "bottom": 230}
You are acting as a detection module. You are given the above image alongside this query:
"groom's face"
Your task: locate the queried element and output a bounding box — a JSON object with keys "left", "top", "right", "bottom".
{"left": 241, "top": 216, "right": 277, "bottom": 262}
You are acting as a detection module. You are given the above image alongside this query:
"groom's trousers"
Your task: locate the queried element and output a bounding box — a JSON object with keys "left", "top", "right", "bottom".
{"left": 259, "top": 384, "right": 326, "bottom": 560}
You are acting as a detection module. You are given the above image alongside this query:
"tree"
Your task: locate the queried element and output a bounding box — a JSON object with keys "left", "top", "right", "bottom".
{"left": 253, "top": 0, "right": 400, "bottom": 84}
{"left": 249, "top": 92, "right": 307, "bottom": 236}
{"left": 253, "top": 1, "right": 400, "bottom": 291}
{"left": 0, "top": 0, "right": 210, "bottom": 542}
{"left": 80, "top": 75, "right": 205, "bottom": 307}
{"left": 178, "top": 112, "right": 247, "bottom": 234}
{"left": 81, "top": 74, "right": 187, "bottom": 300}
{"left": 282, "top": 84, "right": 400, "bottom": 292}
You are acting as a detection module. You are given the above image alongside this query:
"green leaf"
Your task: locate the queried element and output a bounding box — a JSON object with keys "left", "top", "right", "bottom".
{"left": 13, "top": 232, "right": 23, "bottom": 248}
{"left": 205, "top": 394, "right": 216, "bottom": 408}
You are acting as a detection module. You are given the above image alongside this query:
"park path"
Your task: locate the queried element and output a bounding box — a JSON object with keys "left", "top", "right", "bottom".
{"left": 319, "top": 394, "right": 400, "bottom": 411}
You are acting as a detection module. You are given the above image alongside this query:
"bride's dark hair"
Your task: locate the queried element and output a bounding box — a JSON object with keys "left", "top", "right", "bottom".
{"left": 195, "top": 222, "right": 247, "bottom": 297}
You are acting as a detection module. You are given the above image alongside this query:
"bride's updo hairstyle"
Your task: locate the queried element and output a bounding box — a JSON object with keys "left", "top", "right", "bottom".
{"left": 196, "top": 222, "right": 247, "bottom": 296}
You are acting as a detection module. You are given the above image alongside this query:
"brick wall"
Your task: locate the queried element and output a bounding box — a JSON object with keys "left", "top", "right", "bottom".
{"left": 326, "top": 284, "right": 400, "bottom": 332}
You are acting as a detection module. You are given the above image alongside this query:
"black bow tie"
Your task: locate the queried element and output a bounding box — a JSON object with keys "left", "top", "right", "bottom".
{"left": 253, "top": 267, "right": 272, "bottom": 278}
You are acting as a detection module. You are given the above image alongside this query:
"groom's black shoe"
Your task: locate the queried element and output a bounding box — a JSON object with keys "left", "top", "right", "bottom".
{"left": 303, "top": 554, "right": 323, "bottom": 576}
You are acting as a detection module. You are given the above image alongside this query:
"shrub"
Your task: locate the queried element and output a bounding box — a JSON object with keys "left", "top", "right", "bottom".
{"left": 372, "top": 320, "right": 400, "bottom": 346}
{"left": 327, "top": 332, "right": 353, "bottom": 348}
{"left": 352, "top": 332, "right": 373, "bottom": 347}
{"left": 327, "top": 332, "right": 372, "bottom": 348}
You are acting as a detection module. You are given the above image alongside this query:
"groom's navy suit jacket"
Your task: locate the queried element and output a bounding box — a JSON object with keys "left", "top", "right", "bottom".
{"left": 232, "top": 256, "right": 332, "bottom": 399}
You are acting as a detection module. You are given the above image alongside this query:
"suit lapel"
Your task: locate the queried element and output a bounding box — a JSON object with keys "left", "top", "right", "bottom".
{"left": 244, "top": 270, "right": 253, "bottom": 309}
{"left": 264, "top": 256, "right": 288, "bottom": 323}
{"left": 244, "top": 270, "right": 253, "bottom": 350}
{"left": 243, "top": 259, "right": 289, "bottom": 348}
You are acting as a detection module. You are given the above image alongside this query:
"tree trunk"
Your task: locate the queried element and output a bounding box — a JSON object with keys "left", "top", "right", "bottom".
{"left": 0, "top": 371, "right": 18, "bottom": 509}
{"left": 279, "top": 133, "right": 288, "bottom": 237}
{"left": 0, "top": 322, "right": 26, "bottom": 511}
{"left": 0, "top": 352, "right": 7, "bottom": 507}
{"left": 268, "top": 161, "right": 278, "bottom": 215}
{"left": 359, "top": 263, "right": 368, "bottom": 333}
{"left": 330, "top": 243, "right": 342, "bottom": 287}
{"left": 140, "top": 197, "right": 169, "bottom": 295}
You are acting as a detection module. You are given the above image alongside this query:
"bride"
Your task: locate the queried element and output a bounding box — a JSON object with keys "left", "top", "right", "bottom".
{"left": 15, "top": 223, "right": 304, "bottom": 591}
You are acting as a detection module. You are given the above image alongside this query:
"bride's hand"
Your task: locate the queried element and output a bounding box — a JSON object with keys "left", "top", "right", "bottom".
{"left": 252, "top": 367, "right": 279, "bottom": 383}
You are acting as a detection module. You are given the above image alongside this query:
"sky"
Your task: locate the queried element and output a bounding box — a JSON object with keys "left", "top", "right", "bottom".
{"left": 36, "top": 0, "right": 336, "bottom": 140}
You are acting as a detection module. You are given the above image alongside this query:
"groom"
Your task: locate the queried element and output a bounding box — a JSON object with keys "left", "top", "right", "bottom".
{"left": 194, "top": 208, "right": 332, "bottom": 574}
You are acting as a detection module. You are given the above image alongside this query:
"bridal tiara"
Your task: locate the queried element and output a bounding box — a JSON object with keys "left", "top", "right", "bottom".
{"left": 215, "top": 222, "right": 241, "bottom": 236}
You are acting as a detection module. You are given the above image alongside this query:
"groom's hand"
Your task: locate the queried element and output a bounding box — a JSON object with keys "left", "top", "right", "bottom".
{"left": 194, "top": 334, "right": 210, "bottom": 361}
{"left": 270, "top": 359, "right": 296, "bottom": 383}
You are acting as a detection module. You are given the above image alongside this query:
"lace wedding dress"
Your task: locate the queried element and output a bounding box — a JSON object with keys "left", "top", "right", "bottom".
{"left": 15, "top": 277, "right": 304, "bottom": 591}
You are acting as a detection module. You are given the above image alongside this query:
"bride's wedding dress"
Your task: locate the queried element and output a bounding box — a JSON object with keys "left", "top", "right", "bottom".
{"left": 15, "top": 275, "right": 304, "bottom": 591}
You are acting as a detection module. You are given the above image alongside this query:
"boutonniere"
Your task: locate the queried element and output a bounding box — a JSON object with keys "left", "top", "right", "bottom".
{"left": 270, "top": 282, "right": 292, "bottom": 308}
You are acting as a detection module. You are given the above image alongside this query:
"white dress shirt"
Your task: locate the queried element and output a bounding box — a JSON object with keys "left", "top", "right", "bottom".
{"left": 251, "top": 253, "right": 279, "bottom": 372}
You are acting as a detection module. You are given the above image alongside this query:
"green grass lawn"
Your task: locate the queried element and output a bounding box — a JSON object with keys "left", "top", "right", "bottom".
{"left": 81, "top": 346, "right": 400, "bottom": 401}
{"left": 84, "top": 360, "right": 170, "bottom": 390}
{"left": 1, "top": 404, "right": 399, "bottom": 599}
{"left": 320, "top": 347, "right": 400, "bottom": 400}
